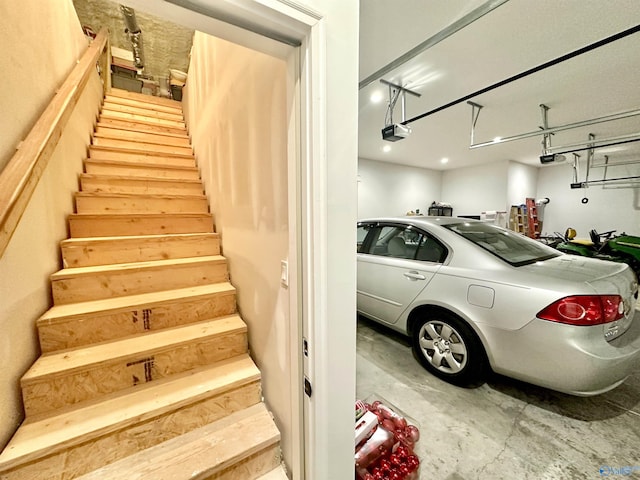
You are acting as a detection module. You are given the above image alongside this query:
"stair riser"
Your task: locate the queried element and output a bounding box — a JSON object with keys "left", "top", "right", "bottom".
{"left": 84, "top": 161, "right": 200, "bottom": 180}
{"left": 38, "top": 289, "right": 236, "bottom": 352}
{"left": 104, "top": 95, "right": 183, "bottom": 115}
{"left": 62, "top": 234, "right": 219, "bottom": 268}
{"left": 94, "top": 127, "right": 191, "bottom": 147}
{"left": 2, "top": 382, "right": 261, "bottom": 480}
{"left": 80, "top": 176, "right": 203, "bottom": 196}
{"left": 102, "top": 102, "right": 184, "bottom": 122}
{"left": 97, "top": 117, "right": 187, "bottom": 136}
{"left": 22, "top": 331, "right": 248, "bottom": 416}
{"left": 89, "top": 147, "right": 196, "bottom": 167}
{"left": 75, "top": 195, "right": 209, "bottom": 215}
{"left": 69, "top": 214, "right": 214, "bottom": 237}
{"left": 51, "top": 260, "right": 228, "bottom": 305}
{"left": 92, "top": 137, "right": 193, "bottom": 157}
{"left": 100, "top": 110, "right": 184, "bottom": 129}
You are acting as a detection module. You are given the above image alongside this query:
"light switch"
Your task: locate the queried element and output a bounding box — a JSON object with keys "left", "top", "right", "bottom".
{"left": 281, "top": 260, "right": 289, "bottom": 287}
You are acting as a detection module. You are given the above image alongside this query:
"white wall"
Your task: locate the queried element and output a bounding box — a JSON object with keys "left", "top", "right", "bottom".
{"left": 0, "top": 1, "right": 100, "bottom": 449}
{"left": 507, "top": 161, "right": 539, "bottom": 207}
{"left": 358, "top": 158, "right": 441, "bottom": 218}
{"left": 537, "top": 159, "right": 640, "bottom": 237}
{"left": 441, "top": 160, "right": 509, "bottom": 216}
{"left": 182, "top": 31, "right": 295, "bottom": 472}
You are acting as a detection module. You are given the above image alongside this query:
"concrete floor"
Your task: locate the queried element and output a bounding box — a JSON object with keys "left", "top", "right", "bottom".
{"left": 356, "top": 317, "right": 640, "bottom": 480}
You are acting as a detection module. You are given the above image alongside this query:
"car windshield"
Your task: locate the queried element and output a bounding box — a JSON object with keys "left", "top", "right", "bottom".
{"left": 444, "top": 221, "right": 560, "bottom": 266}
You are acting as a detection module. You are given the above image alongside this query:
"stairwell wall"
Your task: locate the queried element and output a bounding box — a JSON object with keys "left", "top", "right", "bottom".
{"left": 0, "top": 2, "right": 102, "bottom": 448}
{"left": 182, "top": 31, "right": 294, "bottom": 471}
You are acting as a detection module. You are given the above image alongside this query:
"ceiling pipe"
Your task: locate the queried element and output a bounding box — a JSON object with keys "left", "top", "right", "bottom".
{"left": 400, "top": 23, "right": 640, "bottom": 127}
{"left": 469, "top": 108, "right": 640, "bottom": 149}
{"left": 120, "top": 5, "right": 145, "bottom": 70}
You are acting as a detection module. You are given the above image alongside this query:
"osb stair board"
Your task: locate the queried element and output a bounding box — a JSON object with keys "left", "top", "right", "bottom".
{"left": 21, "top": 315, "right": 248, "bottom": 417}
{"left": 74, "top": 192, "right": 209, "bottom": 215}
{"left": 74, "top": 403, "right": 280, "bottom": 480}
{"left": 99, "top": 109, "right": 185, "bottom": 129}
{"left": 68, "top": 213, "right": 215, "bottom": 237}
{"left": 101, "top": 101, "right": 184, "bottom": 122}
{"left": 256, "top": 466, "right": 290, "bottom": 480}
{"left": 0, "top": 356, "right": 262, "bottom": 477}
{"left": 37, "top": 282, "right": 236, "bottom": 353}
{"left": 108, "top": 88, "right": 181, "bottom": 109}
{"left": 97, "top": 117, "right": 187, "bottom": 136}
{"left": 89, "top": 146, "right": 196, "bottom": 166}
{"left": 93, "top": 127, "right": 191, "bottom": 147}
{"left": 61, "top": 232, "right": 220, "bottom": 268}
{"left": 104, "top": 95, "right": 183, "bottom": 115}
{"left": 91, "top": 137, "right": 193, "bottom": 157}
{"left": 83, "top": 159, "right": 201, "bottom": 180}
{"left": 79, "top": 174, "right": 204, "bottom": 196}
{"left": 50, "top": 255, "right": 229, "bottom": 305}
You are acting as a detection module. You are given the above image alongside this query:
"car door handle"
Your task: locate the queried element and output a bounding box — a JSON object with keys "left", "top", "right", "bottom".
{"left": 404, "top": 271, "right": 426, "bottom": 281}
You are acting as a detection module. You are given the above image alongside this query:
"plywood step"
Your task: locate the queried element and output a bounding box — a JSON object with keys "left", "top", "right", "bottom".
{"left": 94, "top": 125, "right": 190, "bottom": 147}
{"left": 89, "top": 145, "right": 196, "bottom": 167}
{"left": 92, "top": 136, "right": 193, "bottom": 157}
{"left": 69, "top": 213, "right": 214, "bottom": 237}
{"left": 74, "top": 192, "right": 209, "bottom": 214}
{"left": 61, "top": 232, "right": 219, "bottom": 268}
{"left": 84, "top": 158, "right": 200, "bottom": 180}
{"left": 108, "top": 87, "right": 182, "bottom": 109}
{"left": 74, "top": 403, "right": 280, "bottom": 480}
{"left": 0, "top": 356, "right": 262, "bottom": 479}
{"left": 257, "top": 466, "right": 290, "bottom": 480}
{"left": 97, "top": 117, "right": 187, "bottom": 136}
{"left": 37, "top": 283, "right": 236, "bottom": 353}
{"left": 22, "top": 315, "right": 248, "bottom": 416}
{"left": 100, "top": 108, "right": 185, "bottom": 129}
{"left": 102, "top": 100, "right": 184, "bottom": 122}
{"left": 79, "top": 173, "right": 203, "bottom": 196}
{"left": 104, "top": 94, "right": 183, "bottom": 115}
{"left": 50, "top": 255, "right": 228, "bottom": 305}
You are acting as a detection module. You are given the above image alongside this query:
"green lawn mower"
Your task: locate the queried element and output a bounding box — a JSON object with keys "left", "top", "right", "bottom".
{"left": 555, "top": 228, "right": 640, "bottom": 279}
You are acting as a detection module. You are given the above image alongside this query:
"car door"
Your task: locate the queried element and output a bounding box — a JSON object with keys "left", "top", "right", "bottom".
{"left": 357, "top": 222, "right": 447, "bottom": 325}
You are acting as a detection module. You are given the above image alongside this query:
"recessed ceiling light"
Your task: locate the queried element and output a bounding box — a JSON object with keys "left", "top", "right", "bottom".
{"left": 440, "top": 157, "right": 449, "bottom": 164}
{"left": 370, "top": 91, "right": 384, "bottom": 103}
{"left": 382, "top": 145, "right": 391, "bottom": 153}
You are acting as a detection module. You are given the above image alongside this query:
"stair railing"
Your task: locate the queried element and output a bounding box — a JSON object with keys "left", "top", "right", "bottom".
{"left": 0, "top": 27, "right": 110, "bottom": 258}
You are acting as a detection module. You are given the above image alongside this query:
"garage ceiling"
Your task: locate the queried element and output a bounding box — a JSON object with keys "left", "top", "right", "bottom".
{"left": 358, "top": 0, "right": 640, "bottom": 171}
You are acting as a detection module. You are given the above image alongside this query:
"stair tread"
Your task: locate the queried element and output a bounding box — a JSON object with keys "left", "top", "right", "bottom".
{"left": 74, "top": 403, "right": 279, "bottom": 480}
{"left": 0, "top": 355, "right": 260, "bottom": 470}
{"left": 104, "top": 95, "right": 183, "bottom": 114}
{"left": 91, "top": 139, "right": 193, "bottom": 158}
{"left": 38, "top": 282, "right": 235, "bottom": 325}
{"left": 96, "top": 121, "right": 189, "bottom": 139}
{"left": 84, "top": 158, "right": 199, "bottom": 172}
{"left": 108, "top": 88, "right": 182, "bottom": 108}
{"left": 24, "top": 315, "right": 246, "bottom": 382}
{"left": 257, "top": 466, "right": 289, "bottom": 480}
{"left": 51, "top": 254, "right": 226, "bottom": 280}
{"left": 90, "top": 144, "right": 195, "bottom": 160}
{"left": 75, "top": 191, "right": 207, "bottom": 200}
{"left": 61, "top": 232, "right": 219, "bottom": 245}
{"left": 80, "top": 173, "right": 202, "bottom": 184}
{"left": 102, "top": 101, "right": 184, "bottom": 120}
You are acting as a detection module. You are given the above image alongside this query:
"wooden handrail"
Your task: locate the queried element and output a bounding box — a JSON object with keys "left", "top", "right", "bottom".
{"left": 0, "top": 27, "right": 110, "bottom": 258}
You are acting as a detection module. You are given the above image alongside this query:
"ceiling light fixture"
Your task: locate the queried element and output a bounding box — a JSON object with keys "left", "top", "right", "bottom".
{"left": 440, "top": 157, "right": 449, "bottom": 164}
{"left": 370, "top": 91, "right": 384, "bottom": 103}
{"left": 382, "top": 145, "right": 391, "bottom": 153}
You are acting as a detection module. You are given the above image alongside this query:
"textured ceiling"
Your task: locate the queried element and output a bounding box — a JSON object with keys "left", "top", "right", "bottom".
{"left": 73, "top": 0, "right": 193, "bottom": 79}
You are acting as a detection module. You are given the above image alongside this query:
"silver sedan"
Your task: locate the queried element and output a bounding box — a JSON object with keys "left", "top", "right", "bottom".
{"left": 357, "top": 216, "right": 640, "bottom": 396}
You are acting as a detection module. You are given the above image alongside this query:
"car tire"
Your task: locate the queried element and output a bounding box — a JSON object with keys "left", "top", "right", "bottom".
{"left": 412, "top": 311, "right": 487, "bottom": 387}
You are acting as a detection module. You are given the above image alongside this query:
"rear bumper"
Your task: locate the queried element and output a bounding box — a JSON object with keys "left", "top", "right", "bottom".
{"left": 484, "top": 310, "right": 640, "bottom": 396}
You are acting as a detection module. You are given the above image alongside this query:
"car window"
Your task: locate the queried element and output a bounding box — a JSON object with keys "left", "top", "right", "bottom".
{"left": 444, "top": 221, "right": 560, "bottom": 266}
{"left": 415, "top": 235, "right": 447, "bottom": 263}
{"left": 357, "top": 224, "right": 371, "bottom": 253}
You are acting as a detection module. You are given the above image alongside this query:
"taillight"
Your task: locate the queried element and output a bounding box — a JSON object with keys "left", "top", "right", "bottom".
{"left": 537, "top": 295, "right": 624, "bottom": 326}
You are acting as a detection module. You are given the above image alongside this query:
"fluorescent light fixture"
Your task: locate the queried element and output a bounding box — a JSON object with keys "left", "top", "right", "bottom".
{"left": 370, "top": 91, "right": 384, "bottom": 103}
{"left": 382, "top": 145, "right": 391, "bottom": 153}
{"left": 440, "top": 157, "right": 449, "bottom": 164}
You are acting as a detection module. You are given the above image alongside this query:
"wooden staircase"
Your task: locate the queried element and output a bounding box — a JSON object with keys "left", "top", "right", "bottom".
{"left": 0, "top": 89, "right": 287, "bottom": 480}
